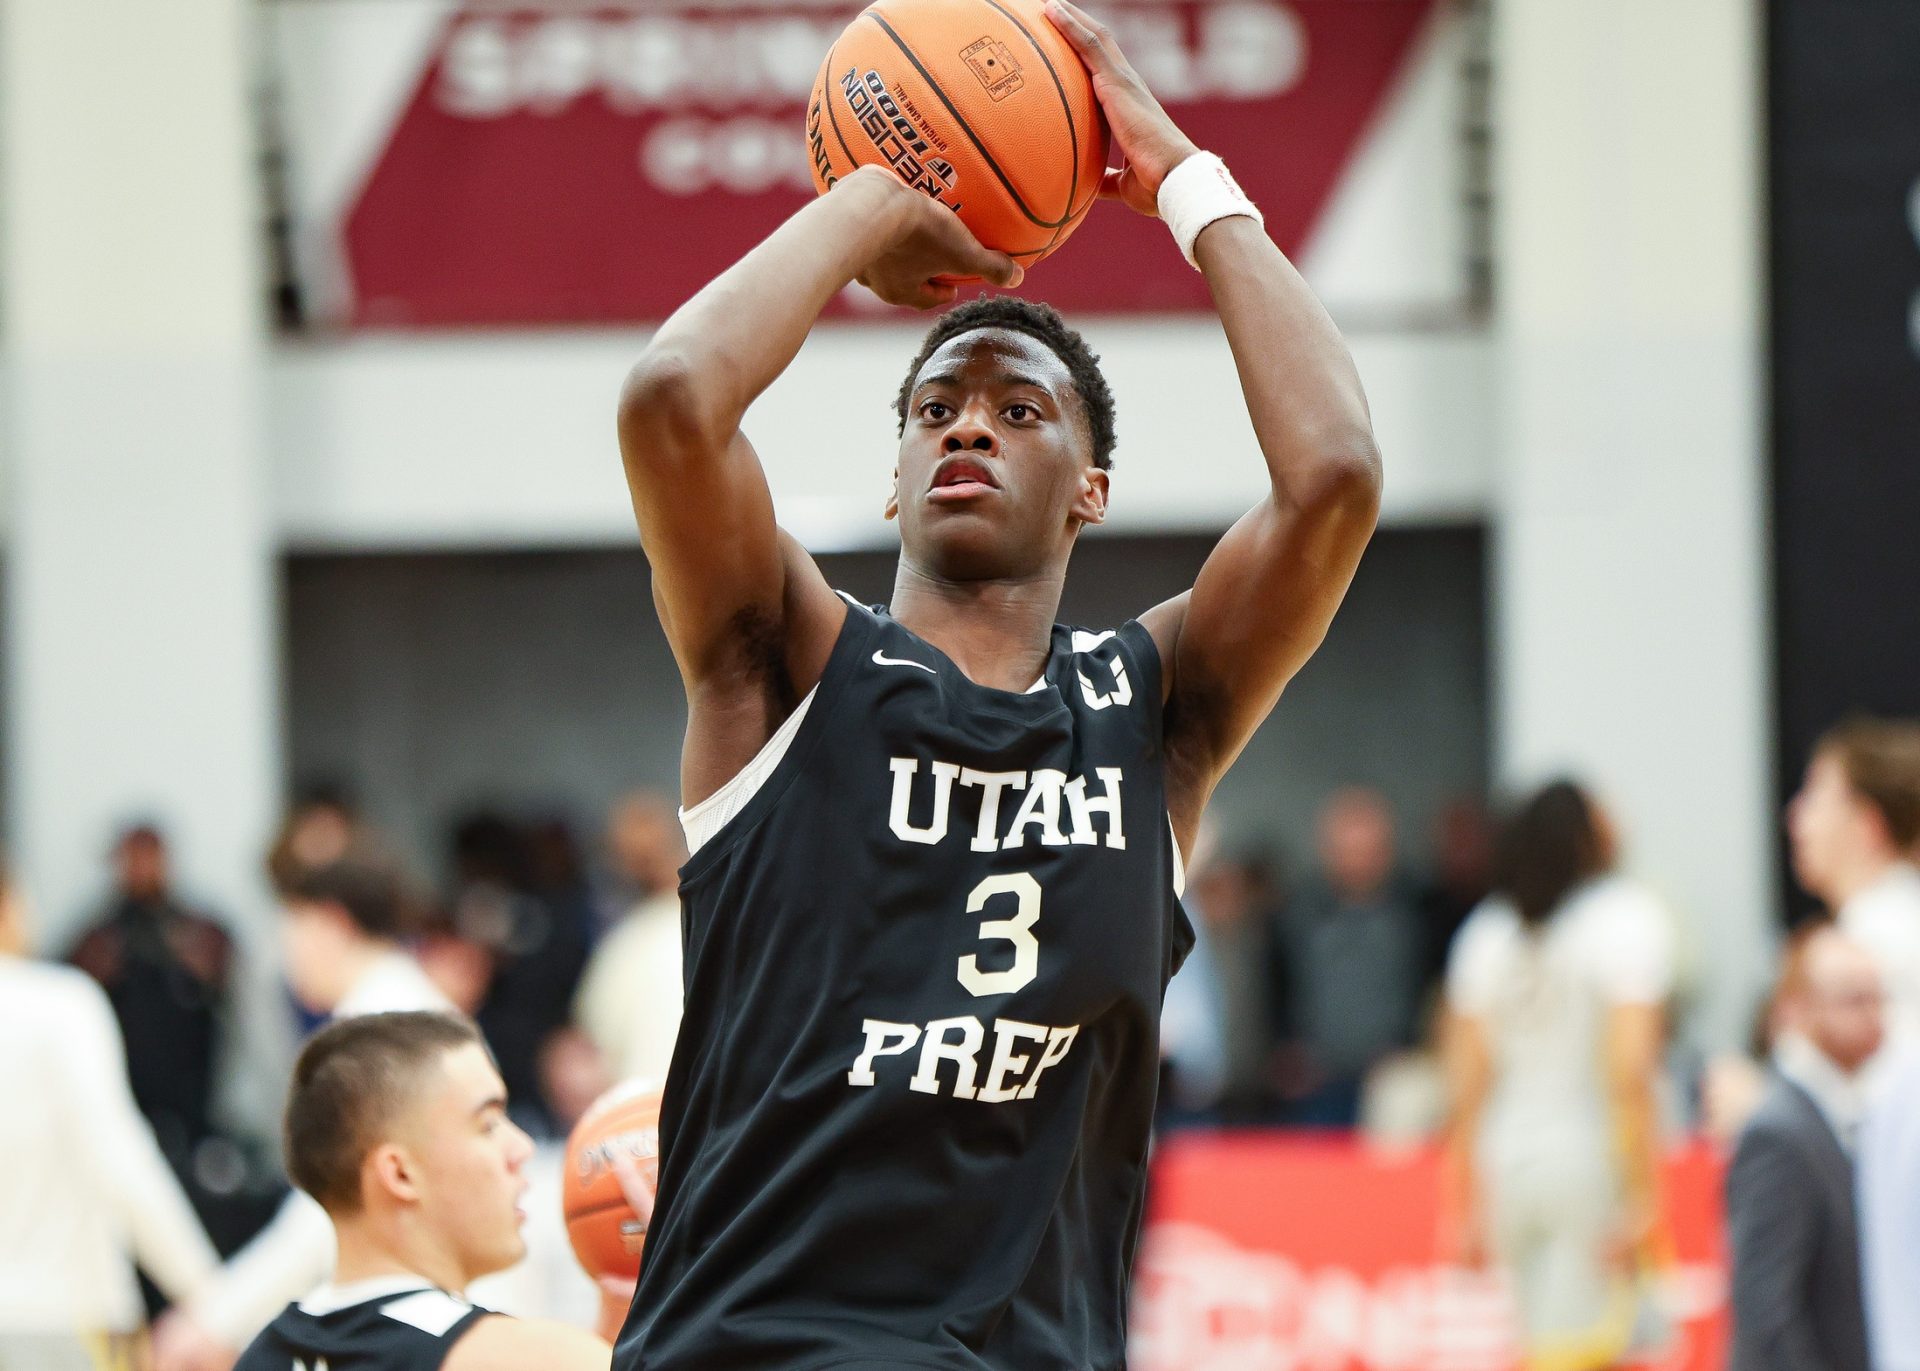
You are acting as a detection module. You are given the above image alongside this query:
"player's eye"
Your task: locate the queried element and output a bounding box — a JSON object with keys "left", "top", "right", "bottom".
{"left": 919, "top": 400, "right": 951, "bottom": 422}
{"left": 1005, "top": 403, "right": 1036, "bottom": 422}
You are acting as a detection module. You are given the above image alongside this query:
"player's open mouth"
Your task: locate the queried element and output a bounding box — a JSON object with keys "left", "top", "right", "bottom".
{"left": 929, "top": 455, "right": 1000, "bottom": 501}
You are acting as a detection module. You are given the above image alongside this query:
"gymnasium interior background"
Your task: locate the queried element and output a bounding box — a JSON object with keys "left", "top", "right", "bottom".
{"left": 1, "top": 0, "right": 1916, "bottom": 1367}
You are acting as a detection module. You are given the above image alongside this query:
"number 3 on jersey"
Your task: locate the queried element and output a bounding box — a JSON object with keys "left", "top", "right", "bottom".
{"left": 845, "top": 872, "right": 1080, "bottom": 1101}
{"left": 957, "top": 872, "right": 1040, "bottom": 996}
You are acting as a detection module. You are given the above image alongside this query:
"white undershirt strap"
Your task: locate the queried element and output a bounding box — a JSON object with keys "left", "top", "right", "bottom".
{"left": 679, "top": 689, "right": 817, "bottom": 856}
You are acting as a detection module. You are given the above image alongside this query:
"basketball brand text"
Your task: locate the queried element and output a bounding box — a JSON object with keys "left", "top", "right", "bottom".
{"left": 838, "top": 68, "right": 961, "bottom": 208}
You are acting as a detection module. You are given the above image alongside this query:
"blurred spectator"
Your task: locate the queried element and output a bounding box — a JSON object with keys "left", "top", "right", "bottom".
{"left": 1, "top": 853, "right": 222, "bottom": 1367}
{"left": 1727, "top": 925, "right": 1880, "bottom": 1371}
{"left": 1188, "top": 846, "right": 1282, "bottom": 1120}
{"left": 575, "top": 792, "right": 687, "bottom": 1085}
{"left": 279, "top": 849, "right": 447, "bottom": 1021}
{"left": 155, "top": 846, "right": 452, "bottom": 1371}
{"left": 1442, "top": 780, "right": 1674, "bottom": 1370}
{"left": 1418, "top": 796, "right": 1494, "bottom": 996}
{"left": 602, "top": 788, "right": 686, "bottom": 919}
{"left": 1159, "top": 822, "right": 1228, "bottom": 1124}
{"left": 529, "top": 814, "right": 602, "bottom": 951}
{"left": 1276, "top": 787, "right": 1422, "bottom": 1126}
{"left": 1701, "top": 952, "right": 1809, "bottom": 1147}
{"left": 1787, "top": 717, "right": 1920, "bottom": 1045}
{"left": 414, "top": 915, "right": 494, "bottom": 1018}
{"left": 264, "top": 787, "right": 361, "bottom": 896}
{"left": 66, "top": 824, "right": 235, "bottom": 1164}
{"left": 1860, "top": 1045, "right": 1920, "bottom": 1371}
{"left": 447, "top": 812, "right": 593, "bottom": 1137}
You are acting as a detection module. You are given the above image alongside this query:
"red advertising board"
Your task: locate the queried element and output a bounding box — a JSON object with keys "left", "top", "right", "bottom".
{"left": 1130, "top": 1134, "right": 1730, "bottom": 1371}
{"left": 340, "top": 0, "right": 1439, "bottom": 325}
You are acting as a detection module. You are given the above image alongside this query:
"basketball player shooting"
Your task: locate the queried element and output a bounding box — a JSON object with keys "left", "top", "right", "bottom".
{"left": 613, "top": 4, "right": 1379, "bottom": 1367}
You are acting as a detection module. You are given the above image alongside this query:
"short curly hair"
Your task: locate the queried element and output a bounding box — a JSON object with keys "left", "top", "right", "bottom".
{"left": 893, "top": 296, "right": 1117, "bottom": 470}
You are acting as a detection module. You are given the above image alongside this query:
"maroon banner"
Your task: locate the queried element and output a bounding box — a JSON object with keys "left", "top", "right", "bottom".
{"left": 342, "top": 0, "right": 1438, "bottom": 326}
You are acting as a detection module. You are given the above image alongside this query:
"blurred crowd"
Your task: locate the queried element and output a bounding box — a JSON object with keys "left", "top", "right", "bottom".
{"left": 6, "top": 715, "right": 1920, "bottom": 1371}
{"left": 1160, "top": 785, "right": 1492, "bottom": 1133}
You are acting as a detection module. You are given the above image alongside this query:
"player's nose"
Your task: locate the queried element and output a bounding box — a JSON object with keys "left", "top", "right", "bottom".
{"left": 505, "top": 1119, "right": 535, "bottom": 1169}
{"left": 942, "top": 404, "right": 998, "bottom": 455}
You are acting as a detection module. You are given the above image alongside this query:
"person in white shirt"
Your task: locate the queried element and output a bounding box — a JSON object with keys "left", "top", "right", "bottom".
{"left": 0, "top": 859, "right": 221, "bottom": 1371}
{"left": 1786, "top": 717, "right": 1920, "bottom": 1046}
{"left": 154, "top": 851, "right": 453, "bottom": 1371}
{"left": 1859, "top": 1042, "right": 1920, "bottom": 1371}
{"left": 1792, "top": 720, "right": 1920, "bottom": 1371}
{"left": 1443, "top": 780, "right": 1673, "bottom": 1371}
{"left": 573, "top": 793, "right": 685, "bottom": 1086}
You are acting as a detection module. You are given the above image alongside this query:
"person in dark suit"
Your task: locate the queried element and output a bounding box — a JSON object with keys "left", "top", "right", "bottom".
{"left": 1728, "top": 925, "right": 1885, "bottom": 1371}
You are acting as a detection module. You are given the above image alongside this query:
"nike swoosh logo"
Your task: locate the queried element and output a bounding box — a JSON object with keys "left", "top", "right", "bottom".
{"left": 873, "top": 650, "right": 937, "bottom": 674}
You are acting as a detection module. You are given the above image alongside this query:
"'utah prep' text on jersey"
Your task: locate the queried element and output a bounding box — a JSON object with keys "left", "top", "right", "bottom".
{"left": 618, "top": 599, "right": 1194, "bottom": 1371}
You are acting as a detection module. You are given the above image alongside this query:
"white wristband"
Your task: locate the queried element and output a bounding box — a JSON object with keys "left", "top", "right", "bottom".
{"left": 1156, "top": 152, "right": 1263, "bottom": 269}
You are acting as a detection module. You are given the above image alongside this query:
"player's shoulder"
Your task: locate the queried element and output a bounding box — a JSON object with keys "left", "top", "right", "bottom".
{"left": 244, "top": 1282, "right": 498, "bottom": 1371}
{"left": 442, "top": 1315, "right": 609, "bottom": 1371}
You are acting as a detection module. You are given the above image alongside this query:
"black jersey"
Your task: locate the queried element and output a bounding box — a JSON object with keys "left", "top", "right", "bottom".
{"left": 234, "top": 1281, "right": 491, "bottom": 1371}
{"left": 619, "top": 598, "right": 1193, "bottom": 1371}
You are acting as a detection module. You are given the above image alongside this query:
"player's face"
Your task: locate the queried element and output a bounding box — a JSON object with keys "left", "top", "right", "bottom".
{"left": 891, "top": 328, "right": 1107, "bottom": 581}
{"left": 401, "top": 1043, "right": 535, "bottom": 1286}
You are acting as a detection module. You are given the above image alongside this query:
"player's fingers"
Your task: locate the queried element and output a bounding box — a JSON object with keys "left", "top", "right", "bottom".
{"left": 609, "top": 1152, "right": 655, "bottom": 1225}
{"left": 979, "top": 253, "right": 1023, "bottom": 289}
{"left": 1043, "top": 0, "right": 1108, "bottom": 64}
{"left": 1100, "top": 167, "right": 1127, "bottom": 199}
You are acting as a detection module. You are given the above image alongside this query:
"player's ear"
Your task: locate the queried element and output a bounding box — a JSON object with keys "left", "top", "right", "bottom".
{"left": 884, "top": 468, "right": 900, "bottom": 522}
{"left": 368, "top": 1143, "right": 422, "bottom": 1205}
{"left": 1071, "top": 466, "right": 1108, "bottom": 527}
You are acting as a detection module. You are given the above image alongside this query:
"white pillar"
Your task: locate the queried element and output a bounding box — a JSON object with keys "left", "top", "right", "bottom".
{"left": 1, "top": 0, "right": 279, "bottom": 957}
{"left": 1491, "top": 1, "right": 1770, "bottom": 1049}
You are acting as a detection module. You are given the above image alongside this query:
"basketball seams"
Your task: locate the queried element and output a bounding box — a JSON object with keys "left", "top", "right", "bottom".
{"left": 862, "top": 10, "right": 1077, "bottom": 232}
{"left": 976, "top": 0, "right": 1085, "bottom": 244}
{"left": 819, "top": 38, "right": 863, "bottom": 181}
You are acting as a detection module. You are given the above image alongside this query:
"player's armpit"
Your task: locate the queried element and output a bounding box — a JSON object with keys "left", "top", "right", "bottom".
{"left": 443, "top": 1315, "right": 611, "bottom": 1371}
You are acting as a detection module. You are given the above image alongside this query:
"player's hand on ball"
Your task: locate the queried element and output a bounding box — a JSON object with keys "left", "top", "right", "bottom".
{"left": 1043, "top": 0, "right": 1200, "bottom": 219}
{"left": 841, "top": 167, "right": 1024, "bottom": 310}
{"left": 609, "top": 1150, "right": 657, "bottom": 1256}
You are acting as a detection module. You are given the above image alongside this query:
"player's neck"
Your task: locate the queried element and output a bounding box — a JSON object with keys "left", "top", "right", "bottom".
{"left": 889, "top": 565, "right": 1061, "bottom": 692}
{"left": 330, "top": 1216, "right": 470, "bottom": 1297}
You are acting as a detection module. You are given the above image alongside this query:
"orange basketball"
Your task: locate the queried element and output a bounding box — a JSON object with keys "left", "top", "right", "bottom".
{"left": 562, "top": 1079, "right": 663, "bottom": 1281}
{"left": 806, "top": 0, "right": 1108, "bottom": 269}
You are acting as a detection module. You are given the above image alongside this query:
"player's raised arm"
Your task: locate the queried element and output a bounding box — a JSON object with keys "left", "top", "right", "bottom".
{"left": 1047, "top": 1, "right": 1382, "bottom": 817}
{"left": 619, "top": 167, "right": 1022, "bottom": 797}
